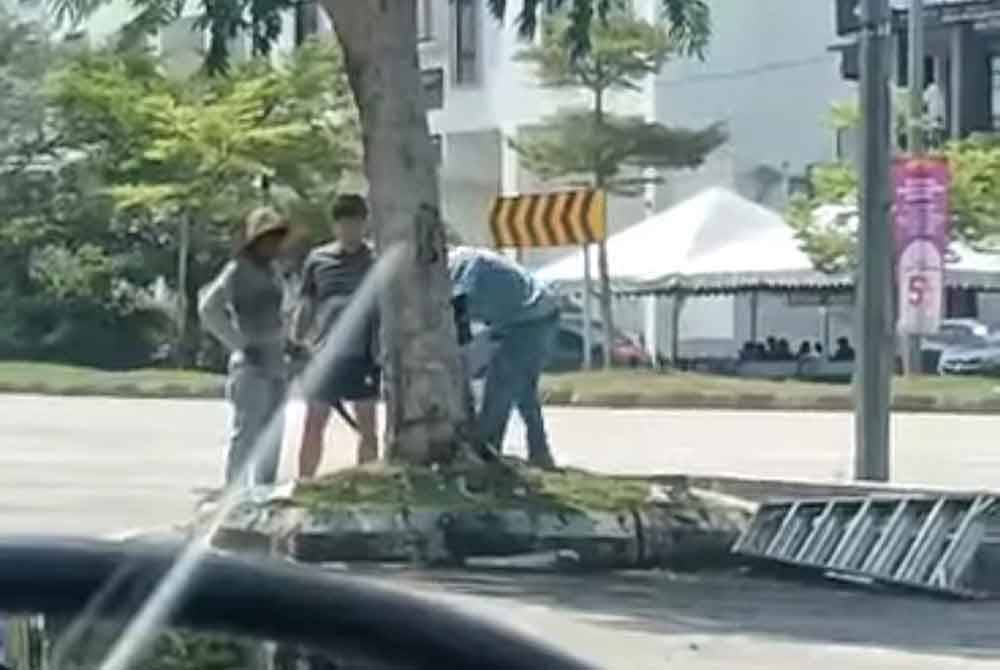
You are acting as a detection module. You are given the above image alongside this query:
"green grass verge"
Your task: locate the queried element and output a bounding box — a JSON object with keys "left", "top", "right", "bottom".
{"left": 291, "top": 462, "right": 655, "bottom": 513}
{"left": 0, "top": 362, "right": 223, "bottom": 396}
{"left": 1, "top": 361, "right": 999, "bottom": 409}
{"left": 541, "top": 369, "right": 1000, "bottom": 405}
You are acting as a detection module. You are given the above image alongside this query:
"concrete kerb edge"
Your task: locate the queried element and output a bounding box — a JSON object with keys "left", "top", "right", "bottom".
{"left": 209, "top": 500, "right": 749, "bottom": 571}
{"left": 1, "top": 383, "right": 999, "bottom": 414}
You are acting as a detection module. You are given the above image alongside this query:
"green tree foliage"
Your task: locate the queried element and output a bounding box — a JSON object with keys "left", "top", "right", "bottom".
{"left": 785, "top": 162, "right": 859, "bottom": 274}
{"left": 44, "top": 38, "right": 359, "bottom": 365}
{"left": 0, "top": 7, "right": 171, "bottom": 366}
{"left": 512, "top": 12, "right": 725, "bottom": 194}
{"left": 788, "top": 100, "right": 1000, "bottom": 274}
{"left": 510, "top": 9, "right": 724, "bottom": 367}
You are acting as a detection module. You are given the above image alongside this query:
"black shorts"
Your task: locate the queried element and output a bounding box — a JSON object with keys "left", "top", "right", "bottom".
{"left": 309, "top": 356, "right": 380, "bottom": 404}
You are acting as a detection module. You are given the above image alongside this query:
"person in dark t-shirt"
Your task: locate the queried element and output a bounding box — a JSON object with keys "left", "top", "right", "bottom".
{"left": 292, "top": 194, "right": 379, "bottom": 477}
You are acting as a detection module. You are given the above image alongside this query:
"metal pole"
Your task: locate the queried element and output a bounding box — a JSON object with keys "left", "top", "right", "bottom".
{"left": 903, "top": 0, "right": 926, "bottom": 375}
{"left": 908, "top": 0, "right": 925, "bottom": 155}
{"left": 855, "top": 0, "right": 893, "bottom": 482}
{"left": 582, "top": 244, "right": 594, "bottom": 369}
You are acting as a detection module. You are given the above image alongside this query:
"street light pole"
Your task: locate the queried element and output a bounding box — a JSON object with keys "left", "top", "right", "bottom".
{"left": 903, "top": 0, "right": 926, "bottom": 375}
{"left": 855, "top": 0, "right": 893, "bottom": 482}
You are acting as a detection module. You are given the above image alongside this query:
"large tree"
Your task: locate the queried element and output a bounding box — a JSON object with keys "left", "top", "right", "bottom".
{"left": 511, "top": 10, "right": 725, "bottom": 367}
{"left": 46, "top": 39, "right": 359, "bottom": 365}
{"left": 0, "top": 4, "right": 173, "bottom": 366}
{"left": 50, "top": 0, "right": 713, "bottom": 463}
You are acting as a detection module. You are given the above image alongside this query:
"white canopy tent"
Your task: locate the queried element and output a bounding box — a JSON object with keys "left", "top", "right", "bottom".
{"left": 538, "top": 191, "right": 1000, "bottom": 366}
{"left": 812, "top": 204, "right": 1000, "bottom": 291}
{"left": 537, "top": 187, "right": 822, "bottom": 362}
{"left": 536, "top": 186, "right": 816, "bottom": 289}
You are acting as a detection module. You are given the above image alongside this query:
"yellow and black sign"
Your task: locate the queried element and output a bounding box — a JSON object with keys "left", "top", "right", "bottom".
{"left": 489, "top": 188, "right": 606, "bottom": 248}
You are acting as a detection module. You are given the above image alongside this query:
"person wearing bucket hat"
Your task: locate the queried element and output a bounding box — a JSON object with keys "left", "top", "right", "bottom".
{"left": 290, "top": 194, "right": 380, "bottom": 478}
{"left": 199, "top": 206, "right": 291, "bottom": 486}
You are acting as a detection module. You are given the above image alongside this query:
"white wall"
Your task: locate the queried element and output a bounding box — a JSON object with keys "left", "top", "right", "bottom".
{"left": 438, "top": 129, "right": 501, "bottom": 246}
{"left": 427, "top": 0, "right": 649, "bottom": 137}
{"left": 654, "top": 0, "right": 852, "bottom": 207}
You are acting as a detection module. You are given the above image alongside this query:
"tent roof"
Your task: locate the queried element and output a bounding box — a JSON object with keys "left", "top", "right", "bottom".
{"left": 536, "top": 187, "right": 814, "bottom": 289}
{"left": 804, "top": 204, "right": 1000, "bottom": 292}
{"left": 616, "top": 203, "right": 1000, "bottom": 297}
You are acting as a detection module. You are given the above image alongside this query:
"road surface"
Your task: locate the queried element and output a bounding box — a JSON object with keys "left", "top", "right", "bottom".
{"left": 2, "top": 394, "right": 999, "bottom": 534}
{"left": 1, "top": 394, "right": 999, "bottom": 668}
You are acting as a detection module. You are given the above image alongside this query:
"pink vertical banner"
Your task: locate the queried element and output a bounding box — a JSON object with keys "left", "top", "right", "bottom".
{"left": 892, "top": 156, "right": 952, "bottom": 335}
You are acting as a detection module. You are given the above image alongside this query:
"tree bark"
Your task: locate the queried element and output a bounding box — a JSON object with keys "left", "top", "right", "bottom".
{"left": 593, "top": 90, "right": 616, "bottom": 369}
{"left": 595, "top": 240, "right": 614, "bottom": 368}
{"left": 175, "top": 215, "right": 199, "bottom": 368}
{"left": 321, "top": 0, "right": 468, "bottom": 464}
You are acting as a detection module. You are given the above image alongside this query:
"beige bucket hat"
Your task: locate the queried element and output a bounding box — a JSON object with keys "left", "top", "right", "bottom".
{"left": 241, "top": 207, "right": 290, "bottom": 251}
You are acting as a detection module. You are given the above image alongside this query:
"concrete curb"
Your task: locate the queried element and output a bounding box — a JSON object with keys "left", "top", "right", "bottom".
{"left": 206, "top": 490, "right": 752, "bottom": 571}
{"left": 2, "top": 381, "right": 999, "bottom": 414}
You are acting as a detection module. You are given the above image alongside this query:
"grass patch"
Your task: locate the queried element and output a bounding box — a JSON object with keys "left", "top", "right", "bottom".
{"left": 541, "top": 369, "right": 1000, "bottom": 405}
{"left": 0, "top": 362, "right": 222, "bottom": 396}
{"left": 2, "top": 361, "right": 999, "bottom": 410}
{"left": 291, "top": 462, "right": 655, "bottom": 514}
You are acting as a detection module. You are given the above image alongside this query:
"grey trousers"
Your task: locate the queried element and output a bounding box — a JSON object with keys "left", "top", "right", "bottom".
{"left": 225, "top": 363, "right": 286, "bottom": 486}
{"left": 478, "top": 315, "right": 558, "bottom": 464}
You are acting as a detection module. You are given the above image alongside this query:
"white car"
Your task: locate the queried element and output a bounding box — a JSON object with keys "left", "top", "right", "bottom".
{"left": 928, "top": 319, "right": 1000, "bottom": 375}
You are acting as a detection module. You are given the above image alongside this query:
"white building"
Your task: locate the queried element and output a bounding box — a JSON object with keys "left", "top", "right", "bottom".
{"left": 412, "top": 0, "right": 854, "bottom": 268}
{"left": 62, "top": 0, "right": 850, "bottom": 259}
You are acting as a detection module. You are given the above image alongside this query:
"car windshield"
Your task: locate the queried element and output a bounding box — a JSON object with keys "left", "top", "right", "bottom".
{"left": 3, "top": 1, "right": 1000, "bottom": 669}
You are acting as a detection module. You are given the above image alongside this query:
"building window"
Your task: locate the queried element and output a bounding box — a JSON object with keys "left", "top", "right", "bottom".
{"left": 991, "top": 55, "right": 1000, "bottom": 131}
{"left": 421, "top": 68, "right": 444, "bottom": 110}
{"left": 417, "top": 0, "right": 434, "bottom": 42}
{"left": 453, "top": 0, "right": 477, "bottom": 85}
{"left": 294, "top": 1, "right": 320, "bottom": 46}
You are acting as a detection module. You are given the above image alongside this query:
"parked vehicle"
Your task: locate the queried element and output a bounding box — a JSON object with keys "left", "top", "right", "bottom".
{"left": 938, "top": 344, "right": 1000, "bottom": 376}
{"left": 547, "top": 315, "right": 650, "bottom": 371}
{"left": 919, "top": 319, "right": 1000, "bottom": 374}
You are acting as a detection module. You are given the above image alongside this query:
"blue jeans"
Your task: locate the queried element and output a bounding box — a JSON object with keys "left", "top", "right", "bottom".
{"left": 478, "top": 315, "right": 558, "bottom": 464}
{"left": 225, "top": 361, "right": 286, "bottom": 486}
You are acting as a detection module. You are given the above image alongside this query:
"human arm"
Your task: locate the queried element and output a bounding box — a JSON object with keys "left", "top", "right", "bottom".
{"left": 290, "top": 257, "right": 318, "bottom": 348}
{"left": 197, "top": 262, "right": 247, "bottom": 352}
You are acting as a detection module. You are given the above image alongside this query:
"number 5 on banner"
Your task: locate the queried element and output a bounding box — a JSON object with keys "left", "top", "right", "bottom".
{"left": 908, "top": 274, "right": 928, "bottom": 306}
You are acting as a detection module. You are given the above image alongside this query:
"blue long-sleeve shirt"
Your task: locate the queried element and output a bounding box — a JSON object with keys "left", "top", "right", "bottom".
{"left": 447, "top": 246, "right": 558, "bottom": 332}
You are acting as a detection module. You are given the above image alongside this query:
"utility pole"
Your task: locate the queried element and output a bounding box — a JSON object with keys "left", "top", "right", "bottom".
{"left": 903, "top": 0, "right": 926, "bottom": 375}
{"left": 855, "top": 0, "right": 893, "bottom": 482}
{"left": 908, "top": 0, "right": 926, "bottom": 155}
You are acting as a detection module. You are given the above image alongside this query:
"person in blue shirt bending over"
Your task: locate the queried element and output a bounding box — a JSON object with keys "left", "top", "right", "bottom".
{"left": 447, "top": 246, "right": 560, "bottom": 469}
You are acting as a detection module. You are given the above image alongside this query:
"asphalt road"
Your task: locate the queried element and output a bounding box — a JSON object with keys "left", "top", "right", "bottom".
{"left": 2, "top": 394, "right": 999, "bottom": 668}
{"left": 2, "top": 394, "right": 1000, "bottom": 535}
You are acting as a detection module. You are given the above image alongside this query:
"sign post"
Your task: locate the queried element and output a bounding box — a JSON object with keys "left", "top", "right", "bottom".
{"left": 488, "top": 189, "right": 607, "bottom": 370}
{"left": 893, "top": 156, "right": 952, "bottom": 335}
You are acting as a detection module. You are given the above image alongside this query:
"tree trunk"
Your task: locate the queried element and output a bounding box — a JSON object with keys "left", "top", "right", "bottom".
{"left": 175, "top": 215, "right": 199, "bottom": 368}
{"left": 321, "top": 0, "right": 468, "bottom": 464}
{"left": 596, "top": 239, "right": 615, "bottom": 369}
{"left": 592, "top": 91, "right": 616, "bottom": 369}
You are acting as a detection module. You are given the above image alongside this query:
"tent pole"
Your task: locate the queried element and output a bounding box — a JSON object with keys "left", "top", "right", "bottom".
{"left": 749, "top": 291, "right": 760, "bottom": 344}
{"left": 582, "top": 244, "right": 594, "bottom": 370}
{"left": 822, "top": 302, "right": 832, "bottom": 357}
{"left": 671, "top": 293, "right": 686, "bottom": 368}
{"left": 644, "top": 293, "right": 659, "bottom": 368}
